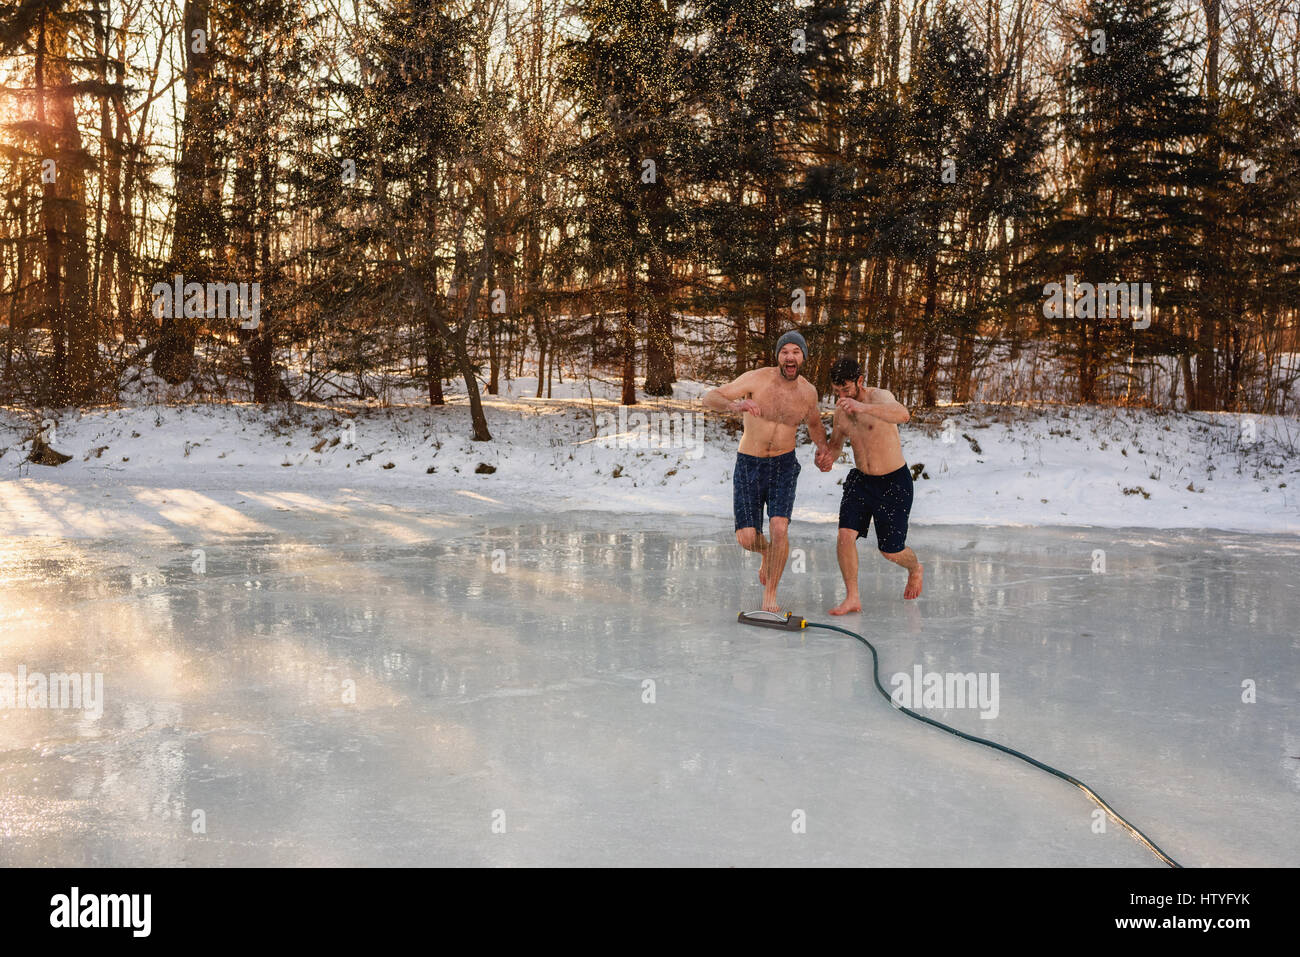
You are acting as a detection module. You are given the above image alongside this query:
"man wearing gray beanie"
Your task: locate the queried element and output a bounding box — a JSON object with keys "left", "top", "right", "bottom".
{"left": 701, "top": 330, "right": 831, "bottom": 613}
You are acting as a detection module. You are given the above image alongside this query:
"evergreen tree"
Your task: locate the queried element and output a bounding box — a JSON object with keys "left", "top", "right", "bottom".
{"left": 1043, "top": 0, "right": 1212, "bottom": 404}
{"left": 896, "top": 5, "right": 1002, "bottom": 406}
{"left": 221, "top": 0, "right": 324, "bottom": 402}
{"left": 1214, "top": 60, "right": 1300, "bottom": 410}
{"left": 785, "top": 0, "right": 876, "bottom": 391}
{"left": 153, "top": 0, "right": 222, "bottom": 385}
{"left": 558, "top": 0, "right": 696, "bottom": 402}
{"left": 684, "top": 0, "right": 814, "bottom": 374}
{"left": 310, "top": 0, "right": 501, "bottom": 438}
{"left": 0, "top": 0, "right": 95, "bottom": 403}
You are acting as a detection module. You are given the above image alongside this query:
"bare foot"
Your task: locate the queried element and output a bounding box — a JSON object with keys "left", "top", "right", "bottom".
{"left": 904, "top": 563, "right": 923, "bottom": 600}
{"left": 828, "top": 597, "right": 861, "bottom": 616}
{"left": 762, "top": 595, "right": 782, "bottom": 613}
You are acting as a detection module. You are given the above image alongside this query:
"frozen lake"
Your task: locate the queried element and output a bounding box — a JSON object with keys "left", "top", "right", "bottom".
{"left": 1, "top": 510, "right": 1296, "bottom": 866}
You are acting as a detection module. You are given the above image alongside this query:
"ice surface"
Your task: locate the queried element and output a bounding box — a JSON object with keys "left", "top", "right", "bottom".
{"left": 1, "top": 511, "right": 1296, "bottom": 866}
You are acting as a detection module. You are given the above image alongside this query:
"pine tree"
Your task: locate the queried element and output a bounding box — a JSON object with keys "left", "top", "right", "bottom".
{"left": 785, "top": 0, "right": 876, "bottom": 392}
{"left": 0, "top": 0, "right": 96, "bottom": 404}
{"left": 1044, "top": 0, "right": 1212, "bottom": 404}
{"left": 897, "top": 4, "right": 996, "bottom": 406}
{"left": 683, "top": 0, "right": 814, "bottom": 374}
{"left": 218, "top": 0, "right": 323, "bottom": 402}
{"left": 558, "top": 0, "right": 696, "bottom": 402}
{"left": 1214, "top": 60, "right": 1300, "bottom": 410}
{"left": 311, "top": 0, "right": 503, "bottom": 438}
{"left": 153, "top": 0, "right": 222, "bottom": 385}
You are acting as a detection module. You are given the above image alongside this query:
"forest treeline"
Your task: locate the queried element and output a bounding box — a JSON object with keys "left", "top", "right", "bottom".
{"left": 1, "top": 0, "right": 1298, "bottom": 440}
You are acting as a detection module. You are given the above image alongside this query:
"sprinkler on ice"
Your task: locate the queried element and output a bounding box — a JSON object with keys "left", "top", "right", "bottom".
{"left": 737, "top": 610, "right": 1182, "bottom": 868}
{"left": 736, "top": 610, "right": 806, "bottom": 630}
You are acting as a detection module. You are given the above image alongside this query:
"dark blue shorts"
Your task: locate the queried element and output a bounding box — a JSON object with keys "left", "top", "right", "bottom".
{"left": 839, "top": 465, "right": 913, "bottom": 553}
{"left": 733, "top": 450, "right": 800, "bottom": 534}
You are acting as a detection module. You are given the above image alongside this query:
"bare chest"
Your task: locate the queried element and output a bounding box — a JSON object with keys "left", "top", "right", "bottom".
{"left": 752, "top": 380, "right": 807, "bottom": 427}
{"left": 842, "top": 409, "right": 898, "bottom": 444}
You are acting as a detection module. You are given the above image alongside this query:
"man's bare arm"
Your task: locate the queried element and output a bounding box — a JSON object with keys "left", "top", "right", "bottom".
{"left": 825, "top": 410, "right": 846, "bottom": 453}
{"left": 803, "top": 389, "right": 830, "bottom": 451}
{"left": 702, "top": 370, "right": 762, "bottom": 416}
{"left": 815, "top": 406, "right": 843, "bottom": 470}
{"left": 837, "top": 387, "right": 910, "bottom": 424}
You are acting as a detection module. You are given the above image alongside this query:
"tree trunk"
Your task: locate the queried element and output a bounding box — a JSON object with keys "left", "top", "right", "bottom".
{"left": 91, "top": 0, "right": 111, "bottom": 323}
{"left": 39, "top": 11, "right": 94, "bottom": 403}
{"left": 920, "top": 246, "right": 940, "bottom": 407}
{"left": 762, "top": 116, "right": 781, "bottom": 356}
{"left": 451, "top": 321, "right": 490, "bottom": 440}
{"left": 60, "top": 84, "right": 94, "bottom": 403}
{"left": 621, "top": 186, "right": 638, "bottom": 404}
{"left": 533, "top": 311, "right": 547, "bottom": 398}
{"left": 730, "top": 180, "right": 746, "bottom": 374}
{"left": 888, "top": 0, "right": 900, "bottom": 90}
{"left": 428, "top": 322, "right": 445, "bottom": 405}
{"left": 429, "top": 194, "right": 498, "bottom": 440}
{"left": 116, "top": 94, "right": 137, "bottom": 342}
{"left": 642, "top": 148, "right": 674, "bottom": 396}
{"left": 6, "top": 200, "right": 30, "bottom": 377}
{"left": 154, "top": 0, "right": 219, "bottom": 383}
{"left": 952, "top": 331, "right": 975, "bottom": 403}
{"left": 248, "top": 110, "right": 277, "bottom": 404}
{"left": 883, "top": 261, "right": 901, "bottom": 391}
{"left": 529, "top": 180, "right": 551, "bottom": 397}
{"left": 643, "top": 264, "right": 674, "bottom": 395}
{"left": 1078, "top": 321, "right": 1098, "bottom": 403}
{"left": 809, "top": 188, "right": 832, "bottom": 383}
{"left": 1193, "top": 0, "right": 1223, "bottom": 411}
{"left": 621, "top": 254, "right": 637, "bottom": 405}
{"left": 818, "top": 210, "right": 852, "bottom": 391}
{"left": 34, "top": 11, "right": 67, "bottom": 399}
{"left": 485, "top": 174, "right": 500, "bottom": 395}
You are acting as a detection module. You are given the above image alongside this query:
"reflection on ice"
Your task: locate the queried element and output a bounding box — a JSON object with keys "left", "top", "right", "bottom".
{"left": 0, "top": 514, "right": 1296, "bottom": 866}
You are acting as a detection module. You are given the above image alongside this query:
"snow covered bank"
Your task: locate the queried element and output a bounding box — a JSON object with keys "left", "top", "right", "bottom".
{"left": 2, "top": 376, "right": 1297, "bottom": 540}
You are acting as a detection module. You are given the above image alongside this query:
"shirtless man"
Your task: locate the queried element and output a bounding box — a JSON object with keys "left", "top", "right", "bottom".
{"left": 702, "top": 331, "right": 831, "bottom": 613}
{"left": 815, "top": 357, "right": 923, "bottom": 609}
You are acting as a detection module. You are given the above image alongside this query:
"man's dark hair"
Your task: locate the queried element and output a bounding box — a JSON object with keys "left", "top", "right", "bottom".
{"left": 829, "top": 357, "right": 862, "bottom": 385}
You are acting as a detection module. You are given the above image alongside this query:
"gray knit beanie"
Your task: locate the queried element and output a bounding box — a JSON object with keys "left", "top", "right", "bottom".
{"left": 774, "top": 330, "right": 808, "bottom": 361}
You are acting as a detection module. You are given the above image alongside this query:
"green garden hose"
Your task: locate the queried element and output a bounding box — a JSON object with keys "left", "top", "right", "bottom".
{"left": 804, "top": 618, "right": 1182, "bottom": 868}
